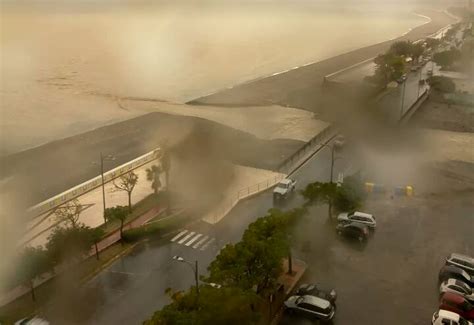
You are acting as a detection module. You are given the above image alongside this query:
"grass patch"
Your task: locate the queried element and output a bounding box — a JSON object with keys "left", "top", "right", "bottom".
{"left": 98, "top": 193, "right": 163, "bottom": 235}
{"left": 0, "top": 242, "right": 132, "bottom": 324}
{"left": 122, "top": 212, "right": 191, "bottom": 242}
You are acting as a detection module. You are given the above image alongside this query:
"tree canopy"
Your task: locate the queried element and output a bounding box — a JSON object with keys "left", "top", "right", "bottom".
{"left": 54, "top": 199, "right": 83, "bottom": 229}
{"left": 428, "top": 76, "right": 456, "bottom": 93}
{"left": 205, "top": 208, "right": 304, "bottom": 295}
{"left": 114, "top": 171, "right": 139, "bottom": 212}
{"left": 46, "top": 225, "right": 97, "bottom": 264}
{"left": 433, "top": 49, "right": 461, "bottom": 69}
{"left": 143, "top": 286, "right": 261, "bottom": 325}
{"left": 105, "top": 206, "right": 129, "bottom": 239}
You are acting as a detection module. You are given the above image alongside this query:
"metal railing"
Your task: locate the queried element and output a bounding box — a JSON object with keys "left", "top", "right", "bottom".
{"left": 205, "top": 174, "right": 286, "bottom": 223}
{"left": 277, "top": 125, "right": 337, "bottom": 174}
{"left": 27, "top": 148, "right": 161, "bottom": 218}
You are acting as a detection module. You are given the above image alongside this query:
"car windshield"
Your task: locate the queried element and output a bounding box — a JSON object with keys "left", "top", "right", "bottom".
{"left": 295, "top": 297, "right": 304, "bottom": 305}
{"left": 277, "top": 183, "right": 288, "bottom": 189}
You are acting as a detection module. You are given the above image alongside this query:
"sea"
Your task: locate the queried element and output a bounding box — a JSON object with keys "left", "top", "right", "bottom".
{"left": 0, "top": 0, "right": 453, "bottom": 155}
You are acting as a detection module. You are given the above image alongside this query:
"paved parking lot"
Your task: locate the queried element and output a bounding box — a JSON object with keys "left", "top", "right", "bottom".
{"left": 281, "top": 191, "right": 473, "bottom": 324}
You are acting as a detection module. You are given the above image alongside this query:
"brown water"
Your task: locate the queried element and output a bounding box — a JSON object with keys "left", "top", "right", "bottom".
{"left": 0, "top": 1, "right": 436, "bottom": 155}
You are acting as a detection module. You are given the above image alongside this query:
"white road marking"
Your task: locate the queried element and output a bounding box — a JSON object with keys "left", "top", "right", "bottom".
{"left": 185, "top": 233, "right": 202, "bottom": 246}
{"left": 200, "top": 238, "right": 215, "bottom": 251}
{"left": 193, "top": 236, "right": 209, "bottom": 249}
{"left": 171, "top": 230, "right": 188, "bottom": 242}
{"left": 178, "top": 232, "right": 195, "bottom": 244}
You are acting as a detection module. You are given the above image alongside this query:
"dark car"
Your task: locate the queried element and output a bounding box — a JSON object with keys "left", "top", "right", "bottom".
{"left": 284, "top": 295, "right": 335, "bottom": 321}
{"left": 439, "top": 266, "right": 474, "bottom": 287}
{"left": 446, "top": 253, "right": 474, "bottom": 276}
{"left": 296, "top": 283, "right": 337, "bottom": 305}
{"left": 336, "top": 222, "right": 369, "bottom": 242}
{"left": 439, "top": 292, "right": 474, "bottom": 320}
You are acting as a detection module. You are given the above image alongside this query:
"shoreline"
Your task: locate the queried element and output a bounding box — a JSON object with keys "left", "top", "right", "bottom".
{"left": 188, "top": 9, "right": 458, "bottom": 109}
{"left": 187, "top": 11, "right": 433, "bottom": 104}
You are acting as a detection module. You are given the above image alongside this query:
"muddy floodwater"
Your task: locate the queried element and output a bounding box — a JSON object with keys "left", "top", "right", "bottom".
{"left": 1, "top": 1, "right": 433, "bottom": 155}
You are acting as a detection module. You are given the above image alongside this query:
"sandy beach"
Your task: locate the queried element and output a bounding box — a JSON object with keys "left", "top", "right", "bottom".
{"left": 191, "top": 9, "right": 457, "bottom": 110}
{"left": 1, "top": 1, "right": 442, "bottom": 156}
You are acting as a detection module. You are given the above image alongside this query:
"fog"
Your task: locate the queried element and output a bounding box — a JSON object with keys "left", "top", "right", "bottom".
{"left": 0, "top": 0, "right": 448, "bottom": 155}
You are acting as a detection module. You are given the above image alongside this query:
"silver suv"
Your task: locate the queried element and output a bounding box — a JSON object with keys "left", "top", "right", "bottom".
{"left": 337, "top": 211, "right": 376, "bottom": 229}
{"left": 284, "top": 295, "right": 335, "bottom": 321}
{"left": 446, "top": 253, "right": 474, "bottom": 276}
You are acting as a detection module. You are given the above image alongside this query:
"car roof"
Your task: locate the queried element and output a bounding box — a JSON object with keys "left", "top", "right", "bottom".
{"left": 442, "top": 265, "right": 471, "bottom": 279}
{"left": 449, "top": 253, "right": 474, "bottom": 263}
{"left": 344, "top": 222, "right": 368, "bottom": 230}
{"left": 301, "top": 295, "right": 330, "bottom": 309}
{"left": 279, "top": 179, "right": 292, "bottom": 185}
{"left": 353, "top": 211, "right": 373, "bottom": 218}
{"left": 442, "top": 292, "right": 467, "bottom": 304}
{"left": 438, "top": 309, "right": 461, "bottom": 320}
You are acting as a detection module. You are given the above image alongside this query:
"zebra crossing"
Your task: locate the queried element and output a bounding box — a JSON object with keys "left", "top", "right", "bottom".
{"left": 170, "top": 230, "right": 216, "bottom": 251}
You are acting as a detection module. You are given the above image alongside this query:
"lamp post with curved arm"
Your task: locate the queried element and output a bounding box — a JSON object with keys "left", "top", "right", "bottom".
{"left": 173, "top": 255, "right": 200, "bottom": 306}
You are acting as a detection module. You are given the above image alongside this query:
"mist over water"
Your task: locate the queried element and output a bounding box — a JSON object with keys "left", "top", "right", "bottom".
{"left": 0, "top": 0, "right": 443, "bottom": 155}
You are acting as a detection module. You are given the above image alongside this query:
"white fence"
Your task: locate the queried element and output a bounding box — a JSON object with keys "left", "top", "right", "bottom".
{"left": 27, "top": 148, "right": 161, "bottom": 218}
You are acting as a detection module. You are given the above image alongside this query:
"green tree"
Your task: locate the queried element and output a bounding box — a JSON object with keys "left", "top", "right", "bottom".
{"left": 146, "top": 165, "right": 162, "bottom": 195}
{"left": 105, "top": 206, "right": 129, "bottom": 240}
{"left": 433, "top": 49, "right": 461, "bottom": 69}
{"left": 54, "top": 199, "right": 83, "bottom": 229}
{"left": 113, "top": 171, "right": 139, "bottom": 212}
{"left": 372, "top": 53, "right": 405, "bottom": 86}
{"left": 411, "top": 42, "right": 425, "bottom": 62}
{"left": 46, "top": 225, "right": 96, "bottom": 265}
{"left": 301, "top": 177, "right": 365, "bottom": 217}
{"left": 428, "top": 76, "right": 456, "bottom": 93}
{"left": 301, "top": 181, "right": 338, "bottom": 218}
{"left": 14, "top": 247, "right": 52, "bottom": 301}
{"left": 389, "top": 40, "right": 413, "bottom": 56}
{"left": 206, "top": 208, "right": 304, "bottom": 295}
{"left": 91, "top": 227, "right": 105, "bottom": 260}
{"left": 144, "top": 286, "right": 261, "bottom": 325}
{"left": 425, "top": 37, "right": 441, "bottom": 49}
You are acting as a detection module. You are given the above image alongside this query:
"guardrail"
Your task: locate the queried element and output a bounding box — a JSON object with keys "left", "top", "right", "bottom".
{"left": 277, "top": 124, "right": 337, "bottom": 174}
{"left": 27, "top": 148, "right": 161, "bottom": 218}
{"left": 204, "top": 174, "right": 286, "bottom": 224}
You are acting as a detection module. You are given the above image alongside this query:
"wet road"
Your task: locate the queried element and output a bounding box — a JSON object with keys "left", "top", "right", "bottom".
{"left": 43, "top": 140, "right": 351, "bottom": 324}
{"left": 280, "top": 185, "right": 473, "bottom": 324}
{"left": 377, "top": 62, "right": 434, "bottom": 123}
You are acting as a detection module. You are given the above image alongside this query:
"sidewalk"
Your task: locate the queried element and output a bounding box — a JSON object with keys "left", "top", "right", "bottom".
{"left": 270, "top": 258, "right": 307, "bottom": 325}
{"left": 0, "top": 206, "right": 162, "bottom": 307}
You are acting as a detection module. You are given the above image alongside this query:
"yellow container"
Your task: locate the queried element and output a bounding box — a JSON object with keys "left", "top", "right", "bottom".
{"left": 406, "top": 186, "right": 414, "bottom": 196}
{"left": 365, "top": 182, "right": 374, "bottom": 193}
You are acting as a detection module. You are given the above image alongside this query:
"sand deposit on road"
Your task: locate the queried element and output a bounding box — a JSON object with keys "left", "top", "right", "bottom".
{"left": 120, "top": 99, "right": 328, "bottom": 142}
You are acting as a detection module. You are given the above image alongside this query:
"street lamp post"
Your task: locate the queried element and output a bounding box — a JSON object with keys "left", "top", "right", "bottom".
{"left": 98, "top": 152, "right": 115, "bottom": 224}
{"left": 173, "top": 256, "right": 200, "bottom": 306}
{"left": 399, "top": 80, "right": 407, "bottom": 121}
{"left": 318, "top": 143, "right": 337, "bottom": 184}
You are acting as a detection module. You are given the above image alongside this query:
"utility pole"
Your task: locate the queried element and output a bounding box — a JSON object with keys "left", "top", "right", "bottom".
{"left": 100, "top": 152, "right": 107, "bottom": 224}
{"left": 399, "top": 80, "right": 407, "bottom": 121}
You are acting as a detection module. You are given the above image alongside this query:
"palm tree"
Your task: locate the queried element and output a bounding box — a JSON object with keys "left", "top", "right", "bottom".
{"left": 146, "top": 165, "right": 162, "bottom": 195}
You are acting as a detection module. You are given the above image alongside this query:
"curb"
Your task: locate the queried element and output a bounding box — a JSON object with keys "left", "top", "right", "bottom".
{"left": 80, "top": 242, "right": 139, "bottom": 284}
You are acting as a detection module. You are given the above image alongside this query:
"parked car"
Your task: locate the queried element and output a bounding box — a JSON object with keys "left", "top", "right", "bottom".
{"left": 432, "top": 309, "right": 473, "bottom": 325}
{"left": 439, "top": 292, "right": 474, "bottom": 320}
{"left": 337, "top": 211, "right": 376, "bottom": 229}
{"left": 446, "top": 254, "right": 474, "bottom": 276}
{"left": 440, "top": 279, "right": 474, "bottom": 303}
{"left": 336, "top": 222, "right": 369, "bottom": 242}
{"left": 396, "top": 74, "right": 407, "bottom": 83}
{"left": 334, "top": 135, "right": 345, "bottom": 149}
{"left": 284, "top": 295, "right": 335, "bottom": 321}
{"left": 296, "top": 283, "right": 337, "bottom": 305}
{"left": 273, "top": 178, "right": 296, "bottom": 202}
{"left": 410, "top": 65, "right": 419, "bottom": 72}
{"left": 439, "top": 266, "right": 474, "bottom": 287}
